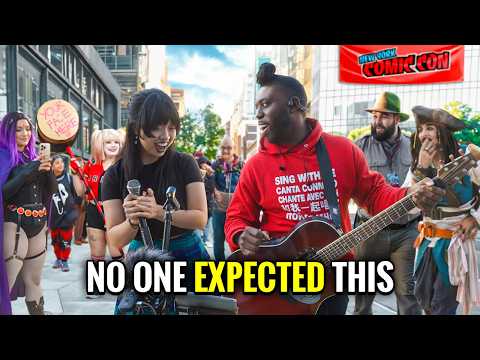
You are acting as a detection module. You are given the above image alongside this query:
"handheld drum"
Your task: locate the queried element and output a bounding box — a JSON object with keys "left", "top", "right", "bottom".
{"left": 36, "top": 99, "right": 80, "bottom": 150}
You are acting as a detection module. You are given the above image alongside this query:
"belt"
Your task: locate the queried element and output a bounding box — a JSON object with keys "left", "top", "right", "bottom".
{"left": 7, "top": 204, "right": 47, "bottom": 218}
{"left": 414, "top": 222, "right": 454, "bottom": 248}
{"left": 428, "top": 207, "right": 471, "bottom": 220}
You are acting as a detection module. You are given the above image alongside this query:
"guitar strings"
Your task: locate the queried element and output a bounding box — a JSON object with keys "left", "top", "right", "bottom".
{"left": 303, "top": 153, "right": 474, "bottom": 264}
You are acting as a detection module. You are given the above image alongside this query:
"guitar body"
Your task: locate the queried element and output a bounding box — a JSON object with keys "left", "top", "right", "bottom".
{"left": 226, "top": 217, "right": 343, "bottom": 315}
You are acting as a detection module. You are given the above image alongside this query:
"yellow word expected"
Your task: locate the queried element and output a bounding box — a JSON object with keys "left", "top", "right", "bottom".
{"left": 194, "top": 261, "right": 325, "bottom": 294}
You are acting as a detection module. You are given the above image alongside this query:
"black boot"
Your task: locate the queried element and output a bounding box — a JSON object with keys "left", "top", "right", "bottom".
{"left": 26, "top": 297, "right": 45, "bottom": 315}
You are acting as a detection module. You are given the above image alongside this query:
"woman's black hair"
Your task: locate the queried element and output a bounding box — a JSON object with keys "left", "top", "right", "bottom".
{"left": 256, "top": 62, "right": 308, "bottom": 111}
{"left": 123, "top": 88, "right": 181, "bottom": 180}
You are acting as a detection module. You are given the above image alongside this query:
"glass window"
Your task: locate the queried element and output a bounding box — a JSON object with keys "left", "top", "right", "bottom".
{"left": 96, "top": 83, "right": 101, "bottom": 108}
{"left": 82, "top": 66, "right": 91, "bottom": 97}
{"left": 39, "top": 45, "right": 48, "bottom": 58}
{"left": 74, "top": 57, "right": 81, "bottom": 89}
{"left": 62, "top": 48, "right": 68, "bottom": 77}
{"left": 91, "top": 78, "right": 96, "bottom": 104}
{"left": 82, "top": 106, "right": 92, "bottom": 155}
{"left": 68, "top": 52, "right": 74, "bottom": 83}
{"left": 17, "top": 53, "right": 42, "bottom": 123}
{"left": 0, "top": 45, "right": 7, "bottom": 118}
{"left": 70, "top": 94, "right": 82, "bottom": 151}
{"left": 92, "top": 114, "right": 101, "bottom": 133}
{"left": 50, "top": 45, "right": 63, "bottom": 72}
{"left": 47, "top": 76, "right": 66, "bottom": 100}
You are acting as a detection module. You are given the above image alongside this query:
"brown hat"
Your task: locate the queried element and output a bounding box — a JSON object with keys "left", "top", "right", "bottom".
{"left": 411, "top": 105, "right": 465, "bottom": 132}
{"left": 365, "top": 91, "right": 409, "bottom": 122}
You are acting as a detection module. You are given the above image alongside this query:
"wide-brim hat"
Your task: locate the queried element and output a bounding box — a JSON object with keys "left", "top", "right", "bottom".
{"left": 411, "top": 105, "right": 465, "bottom": 132}
{"left": 365, "top": 91, "right": 409, "bottom": 122}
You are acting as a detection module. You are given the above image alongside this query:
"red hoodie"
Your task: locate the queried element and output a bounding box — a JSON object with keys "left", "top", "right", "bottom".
{"left": 225, "top": 118, "right": 408, "bottom": 258}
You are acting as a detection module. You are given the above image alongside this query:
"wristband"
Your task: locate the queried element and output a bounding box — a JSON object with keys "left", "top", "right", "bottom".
{"left": 128, "top": 218, "right": 139, "bottom": 229}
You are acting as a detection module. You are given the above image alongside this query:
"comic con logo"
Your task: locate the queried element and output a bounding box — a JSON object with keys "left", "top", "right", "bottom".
{"left": 358, "top": 47, "right": 451, "bottom": 78}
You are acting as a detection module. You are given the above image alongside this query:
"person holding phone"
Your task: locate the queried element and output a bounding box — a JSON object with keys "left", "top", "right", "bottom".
{"left": 0, "top": 112, "right": 57, "bottom": 315}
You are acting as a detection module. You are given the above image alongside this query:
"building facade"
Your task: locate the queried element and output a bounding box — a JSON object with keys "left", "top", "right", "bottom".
{"left": 170, "top": 88, "right": 185, "bottom": 118}
{"left": 95, "top": 45, "right": 149, "bottom": 127}
{"left": 271, "top": 45, "right": 313, "bottom": 112}
{"left": 0, "top": 45, "right": 121, "bottom": 158}
{"left": 311, "top": 45, "right": 480, "bottom": 136}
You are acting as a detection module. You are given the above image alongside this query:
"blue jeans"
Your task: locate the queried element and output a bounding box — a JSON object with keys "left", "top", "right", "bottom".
{"left": 212, "top": 210, "right": 226, "bottom": 260}
{"left": 202, "top": 216, "right": 213, "bottom": 244}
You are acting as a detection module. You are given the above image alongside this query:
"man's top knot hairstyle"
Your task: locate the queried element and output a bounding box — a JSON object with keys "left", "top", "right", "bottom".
{"left": 256, "top": 62, "right": 277, "bottom": 86}
{"left": 256, "top": 62, "right": 308, "bottom": 111}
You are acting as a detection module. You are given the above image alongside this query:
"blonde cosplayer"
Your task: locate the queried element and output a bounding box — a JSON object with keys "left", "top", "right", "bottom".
{"left": 85, "top": 129, "right": 124, "bottom": 298}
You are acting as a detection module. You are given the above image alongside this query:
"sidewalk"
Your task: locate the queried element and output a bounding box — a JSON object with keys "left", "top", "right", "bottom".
{"left": 11, "top": 240, "right": 117, "bottom": 315}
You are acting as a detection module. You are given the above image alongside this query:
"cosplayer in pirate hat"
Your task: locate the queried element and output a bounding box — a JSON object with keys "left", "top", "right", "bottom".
{"left": 410, "top": 105, "right": 466, "bottom": 172}
{"left": 365, "top": 91, "right": 410, "bottom": 122}
{"left": 412, "top": 105, "right": 465, "bottom": 132}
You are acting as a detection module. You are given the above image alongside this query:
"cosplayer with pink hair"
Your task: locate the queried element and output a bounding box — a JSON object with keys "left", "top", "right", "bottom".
{"left": 0, "top": 112, "right": 57, "bottom": 315}
{"left": 83, "top": 129, "right": 123, "bottom": 298}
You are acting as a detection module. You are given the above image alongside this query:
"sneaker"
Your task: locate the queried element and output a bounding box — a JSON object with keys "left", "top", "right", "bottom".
{"left": 61, "top": 261, "right": 70, "bottom": 272}
{"left": 74, "top": 238, "right": 83, "bottom": 246}
{"left": 52, "top": 259, "right": 62, "bottom": 269}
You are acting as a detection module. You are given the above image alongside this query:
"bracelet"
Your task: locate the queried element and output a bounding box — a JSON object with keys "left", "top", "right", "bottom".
{"left": 128, "top": 218, "right": 139, "bottom": 229}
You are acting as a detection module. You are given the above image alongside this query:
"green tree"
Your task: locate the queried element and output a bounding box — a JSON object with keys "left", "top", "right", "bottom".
{"left": 346, "top": 125, "right": 412, "bottom": 142}
{"left": 443, "top": 101, "right": 480, "bottom": 146}
{"left": 176, "top": 104, "right": 225, "bottom": 159}
{"left": 176, "top": 110, "right": 200, "bottom": 155}
{"left": 198, "top": 104, "right": 225, "bottom": 159}
{"left": 347, "top": 125, "right": 370, "bottom": 142}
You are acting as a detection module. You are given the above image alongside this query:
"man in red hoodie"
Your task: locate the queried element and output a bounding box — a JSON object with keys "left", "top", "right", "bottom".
{"left": 225, "top": 63, "right": 445, "bottom": 315}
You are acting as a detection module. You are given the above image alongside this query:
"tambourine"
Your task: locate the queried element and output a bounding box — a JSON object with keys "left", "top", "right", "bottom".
{"left": 36, "top": 99, "right": 80, "bottom": 146}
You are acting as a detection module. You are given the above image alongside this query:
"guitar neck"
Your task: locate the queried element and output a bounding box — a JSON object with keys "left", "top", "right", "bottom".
{"left": 317, "top": 193, "right": 417, "bottom": 262}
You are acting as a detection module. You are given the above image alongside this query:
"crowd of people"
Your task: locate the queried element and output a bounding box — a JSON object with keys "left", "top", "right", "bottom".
{"left": 1, "top": 62, "right": 479, "bottom": 315}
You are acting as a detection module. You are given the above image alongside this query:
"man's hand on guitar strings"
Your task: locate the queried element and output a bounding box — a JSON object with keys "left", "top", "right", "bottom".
{"left": 408, "top": 177, "right": 445, "bottom": 212}
{"left": 238, "top": 227, "right": 270, "bottom": 256}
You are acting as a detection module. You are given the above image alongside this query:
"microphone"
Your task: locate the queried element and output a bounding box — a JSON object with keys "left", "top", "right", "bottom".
{"left": 165, "top": 186, "right": 180, "bottom": 211}
{"left": 126, "top": 179, "right": 154, "bottom": 248}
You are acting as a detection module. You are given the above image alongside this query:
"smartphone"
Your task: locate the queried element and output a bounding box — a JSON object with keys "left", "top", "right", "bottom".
{"left": 39, "top": 143, "right": 51, "bottom": 161}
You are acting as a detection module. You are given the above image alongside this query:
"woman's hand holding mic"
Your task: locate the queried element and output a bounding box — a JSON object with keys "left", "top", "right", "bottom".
{"left": 123, "top": 188, "right": 164, "bottom": 223}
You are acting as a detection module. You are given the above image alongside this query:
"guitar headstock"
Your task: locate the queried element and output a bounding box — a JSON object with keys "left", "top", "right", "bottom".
{"left": 437, "top": 144, "right": 480, "bottom": 186}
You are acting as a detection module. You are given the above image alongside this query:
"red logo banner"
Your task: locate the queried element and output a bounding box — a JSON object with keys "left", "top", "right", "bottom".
{"left": 339, "top": 45, "right": 464, "bottom": 84}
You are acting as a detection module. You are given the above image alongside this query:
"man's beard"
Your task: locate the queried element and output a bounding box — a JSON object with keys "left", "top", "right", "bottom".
{"left": 371, "top": 123, "right": 396, "bottom": 141}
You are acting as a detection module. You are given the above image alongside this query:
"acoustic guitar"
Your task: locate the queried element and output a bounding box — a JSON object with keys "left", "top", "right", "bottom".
{"left": 227, "top": 144, "right": 480, "bottom": 315}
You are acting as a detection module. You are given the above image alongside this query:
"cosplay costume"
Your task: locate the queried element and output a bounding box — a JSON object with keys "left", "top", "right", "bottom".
{"left": 1, "top": 147, "right": 57, "bottom": 314}
{"left": 83, "top": 161, "right": 105, "bottom": 230}
{"left": 410, "top": 106, "right": 480, "bottom": 314}
{"left": 50, "top": 166, "right": 80, "bottom": 267}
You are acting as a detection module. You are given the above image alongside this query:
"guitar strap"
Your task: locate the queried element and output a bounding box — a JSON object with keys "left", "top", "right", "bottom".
{"left": 315, "top": 136, "right": 342, "bottom": 232}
